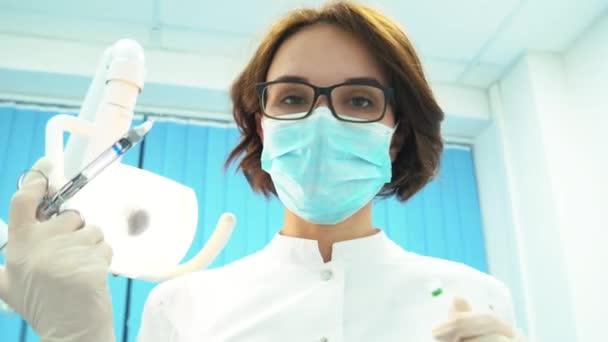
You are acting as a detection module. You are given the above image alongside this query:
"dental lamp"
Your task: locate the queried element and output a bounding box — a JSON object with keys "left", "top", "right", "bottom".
{"left": 43, "top": 39, "right": 235, "bottom": 282}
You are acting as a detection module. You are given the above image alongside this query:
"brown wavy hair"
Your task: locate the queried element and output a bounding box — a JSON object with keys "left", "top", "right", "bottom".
{"left": 226, "top": 1, "right": 444, "bottom": 202}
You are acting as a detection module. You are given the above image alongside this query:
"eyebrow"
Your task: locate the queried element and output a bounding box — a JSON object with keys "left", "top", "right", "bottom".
{"left": 270, "top": 75, "right": 387, "bottom": 88}
{"left": 344, "top": 77, "right": 385, "bottom": 88}
{"left": 272, "top": 75, "right": 309, "bottom": 83}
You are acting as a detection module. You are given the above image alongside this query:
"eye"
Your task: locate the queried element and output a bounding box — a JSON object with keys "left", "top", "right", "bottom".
{"left": 349, "top": 96, "right": 373, "bottom": 109}
{"left": 281, "top": 95, "right": 308, "bottom": 105}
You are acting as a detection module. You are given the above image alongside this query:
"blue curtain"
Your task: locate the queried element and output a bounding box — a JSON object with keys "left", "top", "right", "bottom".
{"left": 0, "top": 105, "right": 51, "bottom": 342}
{"left": 0, "top": 107, "right": 487, "bottom": 342}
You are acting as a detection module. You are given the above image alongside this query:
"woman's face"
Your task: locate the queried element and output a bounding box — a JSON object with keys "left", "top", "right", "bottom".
{"left": 265, "top": 23, "right": 395, "bottom": 127}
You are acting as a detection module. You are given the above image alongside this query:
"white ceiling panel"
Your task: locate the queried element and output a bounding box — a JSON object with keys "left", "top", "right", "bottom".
{"left": 479, "top": 0, "right": 608, "bottom": 65}
{"left": 340, "top": 0, "right": 522, "bottom": 60}
{"left": 159, "top": 0, "right": 522, "bottom": 61}
{"left": 0, "top": 12, "right": 152, "bottom": 45}
{"left": 159, "top": 26, "right": 256, "bottom": 59}
{"left": 159, "top": 0, "right": 326, "bottom": 35}
{"left": 0, "top": 0, "right": 155, "bottom": 24}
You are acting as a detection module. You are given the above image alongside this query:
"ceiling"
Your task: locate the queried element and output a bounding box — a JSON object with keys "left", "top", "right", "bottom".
{"left": 0, "top": 0, "right": 606, "bottom": 88}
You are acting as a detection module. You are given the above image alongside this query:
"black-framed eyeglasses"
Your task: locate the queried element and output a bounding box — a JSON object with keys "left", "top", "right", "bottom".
{"left": 255, "top": 79, "right": 395, "bottom": 123}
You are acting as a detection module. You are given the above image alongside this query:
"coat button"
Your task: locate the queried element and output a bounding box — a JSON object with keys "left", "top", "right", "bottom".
{"left": 320, "top": 269, "right": 333, "bottom": 281}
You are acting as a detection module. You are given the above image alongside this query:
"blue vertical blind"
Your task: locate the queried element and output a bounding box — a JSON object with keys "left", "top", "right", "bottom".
{"left": 0, "top": 106, "right": 487, "bottom": 342}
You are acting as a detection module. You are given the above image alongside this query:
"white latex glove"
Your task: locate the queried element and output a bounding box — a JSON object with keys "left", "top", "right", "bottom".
{"left": 0, "top": 158, "right": 116, "bottom": 342}
{"left": 432, "top": 297, "right": 517, "bottom": 342}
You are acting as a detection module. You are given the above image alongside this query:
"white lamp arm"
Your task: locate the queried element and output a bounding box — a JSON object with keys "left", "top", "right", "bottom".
{"left": 45, "top": 114, "right": 96, "bottom": 187}
{"left": 139, "top": 213, "right": 236, "bottom": 282}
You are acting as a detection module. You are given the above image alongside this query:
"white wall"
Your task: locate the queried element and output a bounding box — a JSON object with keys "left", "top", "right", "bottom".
{"left": 473, "top": 101, "right": 530, "bottom": 333}
{"left": 559, "top": 15, "right": 608, "bottom": 342}
{"left": 475, "top": 14, "right": 608, "bottom": 341}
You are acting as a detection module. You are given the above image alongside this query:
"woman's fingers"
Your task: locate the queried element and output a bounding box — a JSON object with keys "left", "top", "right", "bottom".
{"left": 95, "top": 242, "right": 114, "bottom": 265}
{"left": 463, "top": 334, "right": 512, "bottom": 342}
{"left": 433, "top": 297, "right": 514, "bottom": 342}
{"left": 433, "top": 313, "right": 513, "bottom": 341}
{"left": 38, "top": 210, "right": 86, "bottom": 239}
{"left": 9, "top": 157, "right": 53, "bottom": 229}
{"left": 71, "top": 225, "right": 113, "bottom": 264}
{"left": 71, "top": 225, "right": 104, "bottom": 246}
{"left": 9, "top": 178, "right": 48, "bottom": 229}
{"left": 450, "top": 297, "right": 473, "bottom": 317}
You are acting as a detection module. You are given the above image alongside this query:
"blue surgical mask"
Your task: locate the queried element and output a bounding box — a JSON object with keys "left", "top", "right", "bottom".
{"left": 261, "top": 107, "right": 395, "bottom": 224}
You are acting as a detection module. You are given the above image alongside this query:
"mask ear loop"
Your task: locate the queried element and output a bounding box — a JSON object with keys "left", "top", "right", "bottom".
{"left": 391, "top": 122, "right": 400, "bottom": 134}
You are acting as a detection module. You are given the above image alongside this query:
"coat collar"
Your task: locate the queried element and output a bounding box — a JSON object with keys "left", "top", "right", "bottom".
{"left": 263, "top": 229, "right": 409, "bottom": 265}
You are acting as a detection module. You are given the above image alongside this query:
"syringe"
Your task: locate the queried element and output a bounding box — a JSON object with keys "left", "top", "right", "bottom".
{"left": 36, "top": 121, "right": 154, "bottom": 221}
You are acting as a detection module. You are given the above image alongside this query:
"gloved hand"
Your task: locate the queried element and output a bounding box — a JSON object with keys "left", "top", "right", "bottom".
{"left": 0, "top": 158, "right": 116, "bottom": 342}
{"left": 432, "top": 297, "right": 518, "bottom": 342}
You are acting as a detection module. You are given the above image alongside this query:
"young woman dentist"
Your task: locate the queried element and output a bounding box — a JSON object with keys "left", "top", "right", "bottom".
{"left": 0, "top": 2, "right": 523, "bottom": 341}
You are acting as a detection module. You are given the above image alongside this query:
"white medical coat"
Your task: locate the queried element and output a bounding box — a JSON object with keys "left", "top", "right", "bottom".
{"left": 138, "top": 230, "right": 516, "bottom": 342}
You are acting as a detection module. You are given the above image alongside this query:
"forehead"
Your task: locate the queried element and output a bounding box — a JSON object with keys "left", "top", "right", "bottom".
{"left": 266, "top": 23, "right": 389, "bottom": 87}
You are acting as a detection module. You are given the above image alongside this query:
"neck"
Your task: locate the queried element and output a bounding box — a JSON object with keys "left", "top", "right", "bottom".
{"left": 280, "top": 203, "right": 378, "bottom": 263}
